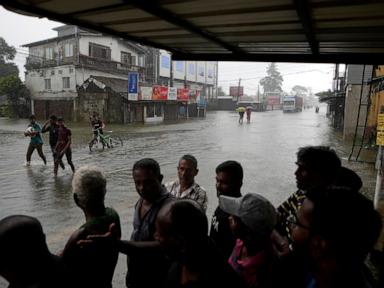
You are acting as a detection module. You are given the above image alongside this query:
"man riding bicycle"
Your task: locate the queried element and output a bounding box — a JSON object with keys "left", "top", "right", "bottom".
{"left": 90, "top": 112, "right": 105, "bottom": 139}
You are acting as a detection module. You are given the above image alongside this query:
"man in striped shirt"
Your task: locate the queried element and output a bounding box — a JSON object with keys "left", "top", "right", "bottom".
{"left": 165, "top": 154, "right": 208, "bottom": 211}
{"left": 273, "top": 146, "right": 341, "bottom": 255}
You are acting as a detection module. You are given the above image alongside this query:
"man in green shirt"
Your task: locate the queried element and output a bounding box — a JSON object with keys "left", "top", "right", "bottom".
{"left": 24, "top": 115, "right": 47, "bottom": 166}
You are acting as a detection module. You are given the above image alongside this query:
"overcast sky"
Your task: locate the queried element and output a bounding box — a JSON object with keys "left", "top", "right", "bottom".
{"left": 0, "top": 6, "right": 334, "bottom": 95}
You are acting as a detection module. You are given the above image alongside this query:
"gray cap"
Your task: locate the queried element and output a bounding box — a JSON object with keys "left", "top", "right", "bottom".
{"left": 219, "top": 193, "right": 277, "bottom": 238}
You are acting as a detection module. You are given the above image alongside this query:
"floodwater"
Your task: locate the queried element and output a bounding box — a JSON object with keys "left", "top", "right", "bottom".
{"left": 0, "top": 108, "right": 377, "bottom": 287}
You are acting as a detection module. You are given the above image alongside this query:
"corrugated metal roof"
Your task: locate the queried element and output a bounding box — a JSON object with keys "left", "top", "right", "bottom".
{"left": 3, "top": 0, "right": 384, "bottom": 63}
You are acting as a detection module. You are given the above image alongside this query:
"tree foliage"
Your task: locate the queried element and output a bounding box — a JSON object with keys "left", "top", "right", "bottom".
{"left": 291, "top": 85, "right": 308, "bottom": 96}
{"left": 315, "top": 89, "right": 333, "bottom": 102}
{"left": 259, "top": 63, "right": 283, "bottom": 93}
{"left": 0, "top": 37, "right": 18, "bottom": 78}
{"left": 0, "top": 38, "right": 30, "bottom": 117}
{"left": 0, "top": 74, "right": 31, "bottom": 117}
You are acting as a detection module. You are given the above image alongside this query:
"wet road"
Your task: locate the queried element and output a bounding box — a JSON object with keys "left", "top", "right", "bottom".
{"left": 0, "top": 108, "right": 376, "bottom": 287}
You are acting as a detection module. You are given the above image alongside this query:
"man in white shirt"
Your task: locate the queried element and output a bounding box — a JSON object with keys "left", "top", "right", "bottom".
{"left": 165, "top": 155, "right": 208, "bottom": 211}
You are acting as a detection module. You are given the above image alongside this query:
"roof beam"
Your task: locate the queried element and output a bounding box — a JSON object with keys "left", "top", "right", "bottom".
{"left": 172, "top": 52, "right": 384, "bottom": 65}
{"left": 293, "top": 0, "right": 319, "bottom": 54}
{"left": 1, "top": 0, "right": 185, "bottom": 55}
{"left": 124, "top": 0, "right": 246, "bottom": 54}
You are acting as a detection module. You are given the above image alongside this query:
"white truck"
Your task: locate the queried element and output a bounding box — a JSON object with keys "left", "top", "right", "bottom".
{"left": 282, "top": 96, "right": 303, "bottom": 113}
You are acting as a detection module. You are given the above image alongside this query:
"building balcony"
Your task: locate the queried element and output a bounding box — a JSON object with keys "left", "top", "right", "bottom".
{"left": 78, "top": 55, "right": 146, "bottom": 80}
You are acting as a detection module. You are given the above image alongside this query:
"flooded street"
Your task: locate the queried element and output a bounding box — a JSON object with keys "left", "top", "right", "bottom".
{"left": 0, "top": 108, "right": 377, "bottom": 287}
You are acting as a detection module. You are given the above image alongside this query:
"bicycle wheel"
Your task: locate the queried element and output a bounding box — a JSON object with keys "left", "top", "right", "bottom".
{"left": 89, "top": 138, "right": 105, "bottom": 152}
{"left": 109, "top": 136, "right": 123, "bottom": 148}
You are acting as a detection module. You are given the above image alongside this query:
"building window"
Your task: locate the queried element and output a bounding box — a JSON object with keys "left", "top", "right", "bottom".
{"left": 131, "top": 56, "right": 137, "bottom": 66}
{"left": 208, "top": 68, "right": 213, "bottom": 79}
{"left": 58, "top": 70, "right": 63, "bottom": 75}
{"left": 89, "top": 42, "right": 111, "bottom": 60}
{"left": 188, "top": 63, "right": 195, "bottom": 75}
{"left": 175, "top": 61, "right": 184, "bottom": 73}
{"left": 51, "top": 70, "right": 55, "bottom": 76}
{"left": 62, "top": 77, "right": 70, "bottom": 89}
{"left": 64, "top": 43, "right": 74, "bottom": 57}
{"left": 138, "top": 55, "right": 145, "bottom": 67}
{"left": 121, "top": 52, "right": 131, "bottom": 64}
{"left": 69, "top": 68, "right": 74, "bottom": 74}
{"left": 44, "top": 79, "right": 51, "bottom": 90}
{"left": 45, "top": 47, "right": 53, "bottom": 60}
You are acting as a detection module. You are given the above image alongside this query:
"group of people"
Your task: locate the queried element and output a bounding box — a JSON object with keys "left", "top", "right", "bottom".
{"left": 1, "top": 146, "right": 383, "bottom": 288}
{"left": 24, "top": 114, "right": 75, "bottom": 175}
{"left": 236, "top": 106, "right": 252, "bottom": 124}
{"left": 24, "top": 112, "right": 105, "bottom": 175}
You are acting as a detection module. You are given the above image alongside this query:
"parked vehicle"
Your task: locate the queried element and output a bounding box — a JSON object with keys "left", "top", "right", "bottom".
{"left": 282, "top": 96, "right": 303, "bottom": 113}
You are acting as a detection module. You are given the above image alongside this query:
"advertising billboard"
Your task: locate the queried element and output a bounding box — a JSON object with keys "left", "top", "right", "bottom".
{"left": 128, "top": 72, "right": 139, "bottom": 101}
{"left": 177, "top": 88, "right": 189, "bottom": 101}
{"left": 230, "top": 86, "right": 244, "bottom": 97}
{"left": 153, "top": 85, "right": 168, "bottom": 100}
{"left": 168, "top": 87, "right": 177, "bottom": 100}
{"left": 141, "top": 87, "right": 152, "bottom": 100}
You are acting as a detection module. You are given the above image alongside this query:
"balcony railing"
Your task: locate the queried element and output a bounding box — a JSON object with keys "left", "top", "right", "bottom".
{"left": 25, "top": 54, "right": 146, "bottom": 80}
{"left": 79, "top": 55, "right": 146, "bottom": 79}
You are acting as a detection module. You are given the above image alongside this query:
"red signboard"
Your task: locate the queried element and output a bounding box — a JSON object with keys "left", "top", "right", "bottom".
{"left": 177, "top": 88, "right": 189, "bottom": 101}
{"left": 266, "top": 95, "right": 281, "bottom": 105}
{"left": 230, "top": 86, "right": 244, "bottom": 97}
{"left": 152, "top": 85, "right": 168, "bottom": 100}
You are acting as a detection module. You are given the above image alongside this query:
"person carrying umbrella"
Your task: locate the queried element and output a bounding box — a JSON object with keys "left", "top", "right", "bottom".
{"left": 236, "top": 106, "right": 246, "bottom": 124}
{"left": 246, "top": 106, "right": 253, "bottom": 123}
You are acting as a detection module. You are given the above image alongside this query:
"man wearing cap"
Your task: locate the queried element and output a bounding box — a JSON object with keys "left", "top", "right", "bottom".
{"left": 54, "top": 117, "right": 75, "bottom": 176}
{"left": 219, "top": 193, "right": 277, "bottom": 288}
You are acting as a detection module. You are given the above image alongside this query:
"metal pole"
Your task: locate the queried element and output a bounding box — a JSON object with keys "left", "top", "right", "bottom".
{"left": 237, "top": 78, "right": 241, "bottom": 103}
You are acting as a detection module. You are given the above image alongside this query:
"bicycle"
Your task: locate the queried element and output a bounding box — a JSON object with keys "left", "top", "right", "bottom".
{"left": 89, "top": 128, "right": 123, "bottom": 152}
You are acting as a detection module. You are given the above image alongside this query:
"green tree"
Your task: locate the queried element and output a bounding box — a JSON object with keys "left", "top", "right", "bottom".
{"left": 0, "top": 37, "right": 18, "bottom": 78}
{"left": 291, "top": 85, "right": 308, "bottom": 96}
{"left": 0, "top": 38, "right": 30, "bottom": 117}
{"left": 0, "top": 74, "right": 30, "bottom": 117}
{"left": 315, "top": 89, "right": 333, "bottom": 101}
{"left": 259, "top": 63, "right": 283, "bottom": 93}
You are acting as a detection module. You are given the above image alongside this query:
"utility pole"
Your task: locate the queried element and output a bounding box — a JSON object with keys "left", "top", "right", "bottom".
{"left": 257, "top": 85, "right": 260, "bottom": 102}
{"left": 237, "top": 78, "right": 241, "bottom": 103}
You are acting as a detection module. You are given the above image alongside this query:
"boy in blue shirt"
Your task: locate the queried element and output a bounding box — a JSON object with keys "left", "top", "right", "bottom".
{"left": 24, "top": 115, "right": 47, "bottom": 166}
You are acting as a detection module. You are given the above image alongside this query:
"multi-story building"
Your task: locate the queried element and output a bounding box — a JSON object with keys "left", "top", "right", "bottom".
{"left": 23, "top": 25, "right": 218, "bottom": 123}
{"left": 23, "top": 25, "right": 147, "bottom": 120}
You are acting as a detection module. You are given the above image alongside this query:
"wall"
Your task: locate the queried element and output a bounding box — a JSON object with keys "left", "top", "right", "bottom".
{"left": 26, "top": 64, "right": 77, "bottom": 99}
{"left": 76, "top": 92, "right": 108, "bottom": 122}
{"left": 76, "top": 90, "right": 125, "bottom": 124}
{"left": 346, "top": 65, "right": 373, "bottom": 85}
{"left": 78, "top": 36, "right": 140, "bottom": 64}
{"left": 33, "top": 99, "right": 74, "bottom": 120}
{"left": 343, "top": 84, "right": 371, "bottom": 139}
{"left": 206, "top": 62, "right": 216, "bottom": 85}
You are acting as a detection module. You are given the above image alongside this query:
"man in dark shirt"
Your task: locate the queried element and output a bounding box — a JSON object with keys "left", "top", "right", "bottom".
{"left": 0, "top": 215, "right": 73, "bottom": 288}
{"left": 42, "top": 115, "right": 64, "bottom": 169}
{"left": 62, "top": 165, "right": 121, "bottom": 288}
{"left": 79, "top": 158, "right": 173, "bottom": 288}
{"left": 156, "top": 199, "right": 245, "bottom": 288}
{"left": 53, "top": 117, "right": 75, "bottom": 176}
{"left": 209, "top": 160, "right": 243, "bottom": 259}
{"left": 90, "top": 112, "right": 105, "bottom": 138}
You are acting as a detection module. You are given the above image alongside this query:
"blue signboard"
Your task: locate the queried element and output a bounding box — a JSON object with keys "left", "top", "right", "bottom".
{"left": 128, "top": 72, "right": 139, "bottom": 100}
